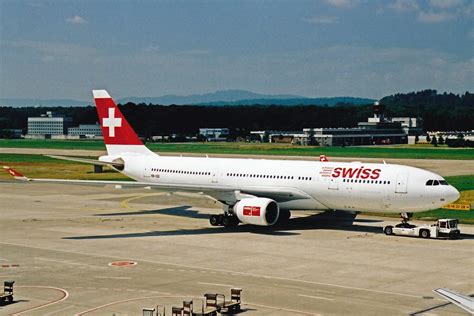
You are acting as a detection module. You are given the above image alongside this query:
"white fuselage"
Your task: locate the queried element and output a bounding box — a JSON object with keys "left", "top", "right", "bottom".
{"left": 117, "top": 154, "right": 460, "bottom": 213}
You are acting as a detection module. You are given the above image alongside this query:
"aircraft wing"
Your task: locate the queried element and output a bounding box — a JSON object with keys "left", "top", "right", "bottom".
{"left": 434, "top": 288, "right": 474, "bottom": 314}
{"left": 2, "top": 166, "right": 311, "bottom": 203}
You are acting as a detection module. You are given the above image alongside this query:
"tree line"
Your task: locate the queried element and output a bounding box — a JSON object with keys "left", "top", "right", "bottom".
{"left": 0, "top": 90, "right": 472, "bottom": 137}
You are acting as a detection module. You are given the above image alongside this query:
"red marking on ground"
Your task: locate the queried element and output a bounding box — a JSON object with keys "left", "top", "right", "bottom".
{"left": 1, "top": 264, "right": 20, "bottom": 268}
{"left": 9, "top": 286, "right": 69, "bottom": 315}
{"left": 108, "top": 261, "right": 137, "bottom": 267}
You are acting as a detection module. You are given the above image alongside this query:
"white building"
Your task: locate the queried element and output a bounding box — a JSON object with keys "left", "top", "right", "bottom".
{"left": 199, "top": 128, "right": 230, "bottom": 141}
{"left": 68, "top": 124, "right": 103, "bottom": 138}
{"left": 27, "top": 111, "right": 72, "bottom": 138}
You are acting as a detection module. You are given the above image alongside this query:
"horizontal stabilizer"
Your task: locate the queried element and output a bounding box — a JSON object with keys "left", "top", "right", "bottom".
{"left": 45, "top": 155, "right": 124, "bottom": 167}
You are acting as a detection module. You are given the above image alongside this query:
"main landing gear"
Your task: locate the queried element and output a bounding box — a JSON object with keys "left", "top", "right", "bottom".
{"left": 209, "top": 214, "right": 239, "bottom": 227}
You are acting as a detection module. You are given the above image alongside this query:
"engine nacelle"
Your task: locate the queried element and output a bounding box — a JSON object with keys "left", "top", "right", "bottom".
{"left": 234, "top": 198, "right": 279, "bottom": 226}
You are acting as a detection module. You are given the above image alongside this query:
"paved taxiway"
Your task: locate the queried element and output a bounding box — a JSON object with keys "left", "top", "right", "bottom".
{"left": 0, "top": 182, "right": 473, "bottom": 315}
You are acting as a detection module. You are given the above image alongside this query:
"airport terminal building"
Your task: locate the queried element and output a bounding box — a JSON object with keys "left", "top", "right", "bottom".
{"left": 253, "top": 102, "right": 423, "bottom": 146}
{"left": 26, "top": 111, "right": 73, "bottom": 138}
{"left": 303, "top": 112, "right": 422, "bottom": 146}
{"left": 68, "top": 124, "right": 103, "bottom": 138}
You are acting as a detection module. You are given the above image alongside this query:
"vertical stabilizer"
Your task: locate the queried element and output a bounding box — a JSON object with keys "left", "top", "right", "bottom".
{"left": 93, "top": 90, "right": 154, "bottom": 156}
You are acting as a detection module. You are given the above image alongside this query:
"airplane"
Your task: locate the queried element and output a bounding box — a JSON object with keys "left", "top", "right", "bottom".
{"left": 434, "top": 288, "right": 474, "bottom": 314}
{"left": 3, "top": 90, "right": 460, "bottom": 228}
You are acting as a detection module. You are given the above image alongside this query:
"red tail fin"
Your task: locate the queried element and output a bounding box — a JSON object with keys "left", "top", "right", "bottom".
{"left": 93, "top": 90, "right": 153, "bottom": 156}
{"left": 93, "top": 90, "right": 143, "bottom": 145}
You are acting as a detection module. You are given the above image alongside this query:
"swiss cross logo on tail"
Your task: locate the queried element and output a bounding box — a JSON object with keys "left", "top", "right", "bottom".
{"left": 102, "top": 108, "right": 122, "bottom": 137}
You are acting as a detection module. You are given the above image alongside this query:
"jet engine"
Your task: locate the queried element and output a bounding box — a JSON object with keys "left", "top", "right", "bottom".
{"left": 234, "top": 198, "right": 279, "bottom": 226}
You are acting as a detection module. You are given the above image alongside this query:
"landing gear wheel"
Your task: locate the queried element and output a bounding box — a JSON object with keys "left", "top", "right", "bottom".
{"left": 384, "top": 226, "right": 393, "bottom": 235}
{"left": 210, "top": 215, "right": 221, "bottom": 226}
{"left": 222, "top": 215, "right": 239, "bottom": 227}
{"left": 222, "top": 216, "right": 230, "bottom": 227}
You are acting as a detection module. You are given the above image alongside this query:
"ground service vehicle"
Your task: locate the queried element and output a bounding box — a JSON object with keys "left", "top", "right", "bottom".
{"left": 0, "top": 281, "right": 14, "bottom": 305}
{"left": 384, "top": 219, "right": 460, "bottom": 239}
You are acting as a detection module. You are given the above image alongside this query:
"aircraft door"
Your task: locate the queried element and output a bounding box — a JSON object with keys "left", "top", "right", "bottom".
{"left": 143, "top": 166, "right": 151, "bottom": 179}
{"left": 328, "top": 177, "right": 339, "bottom": 190}
{"left": 142, "top": 158, "right": 152, "bottom": 179}
{"left": 212, "top": 167, "right": 219, "bottom": 184}
{"left": 395, "top": 173, "right": 408, "bottom": 193}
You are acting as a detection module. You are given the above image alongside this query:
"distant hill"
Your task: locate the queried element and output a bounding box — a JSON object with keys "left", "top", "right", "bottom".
{"left": 0, "top": 98, "right": 89, "bottom": 107}
{"left": 0, "top": 90, "right": 373, "bottom": 107}
{"left": 118, "top": 89, "right": 303, "bottom": 105}
{"left": 196, "top": 97, "right": 374, "bottom": 106}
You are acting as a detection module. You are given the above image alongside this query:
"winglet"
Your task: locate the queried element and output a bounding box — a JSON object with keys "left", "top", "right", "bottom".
{"left": 320, "top": 155, "right": 328, "bottom": 162}
{"left": 3, "top": 166, "right": 30, "bottom": 181}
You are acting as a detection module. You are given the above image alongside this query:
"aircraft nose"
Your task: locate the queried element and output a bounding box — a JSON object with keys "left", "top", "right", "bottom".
{"left": 447, "top": 186, "right": 460, "bottom": 203}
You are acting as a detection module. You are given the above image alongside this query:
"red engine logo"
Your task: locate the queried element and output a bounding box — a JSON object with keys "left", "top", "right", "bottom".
{"left": 243, "top": 206, "right": 261, "bottom": 216}
{"left": 331, "top": 167, "right": 381, "bottom": 179}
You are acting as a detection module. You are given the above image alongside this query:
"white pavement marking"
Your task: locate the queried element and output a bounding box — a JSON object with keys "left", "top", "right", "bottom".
{"left": 245, "top": 303, "right": 320, "bottom": 315}
{"left": 198, "top": 282, "right": 234, "bottom": 287}
{"left": 75, "top": 295, "right": 191, "bottom": 315}
{"left": 35, "top": 257, "right": 108, "bottom": 269}
{"left": 3, "top": 241, "right": 433, "bottom": 300}
{"left": 298, "top": 294, "right": 334, "bottom": 301}
{"left": 94, "top": 276, "right": 132, "bottom": 280}
{"left": 43, "top": 305, "right": 75, "bottom": 316}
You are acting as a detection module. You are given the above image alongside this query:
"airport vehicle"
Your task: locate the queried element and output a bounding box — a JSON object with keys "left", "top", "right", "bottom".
{"left": 383, "top": 218, "right": 460, "bottom": 239}
{"left": 3, "top": 90, "right": 460, "bottom": 228}
{"left": 0, "top": 281, "right": 14, "bottom": 305}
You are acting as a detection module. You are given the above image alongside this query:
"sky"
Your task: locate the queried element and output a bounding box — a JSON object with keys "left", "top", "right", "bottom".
{"left": 0, "top": 0, "right": 473, "bottom": 100}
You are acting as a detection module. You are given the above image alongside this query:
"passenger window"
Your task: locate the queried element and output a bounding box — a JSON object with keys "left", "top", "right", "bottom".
{"left": 440, "top": 221, "right": 446, "bottom": 228}
{"left": 426, "top": 180, "right": 433, "bottom": 186}
{"left": 433, "top": 180, "right": 439, "bottom": 186}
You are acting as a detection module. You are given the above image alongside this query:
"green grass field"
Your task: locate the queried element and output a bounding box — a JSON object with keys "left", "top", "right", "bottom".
{"left": 1, "top": 139, "right": 473, "bottom": 159}
{"left": 0, "top": 152, "right": 472, "bottom": 224}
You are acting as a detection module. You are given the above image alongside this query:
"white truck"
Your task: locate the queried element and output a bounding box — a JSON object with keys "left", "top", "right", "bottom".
{"left": 383, "top": 219, "right": 460, "bottom": 239}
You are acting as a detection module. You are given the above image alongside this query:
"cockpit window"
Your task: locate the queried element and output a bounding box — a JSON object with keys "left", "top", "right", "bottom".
{"left": 426, "top": 179, "right": 448, "bottom": 186}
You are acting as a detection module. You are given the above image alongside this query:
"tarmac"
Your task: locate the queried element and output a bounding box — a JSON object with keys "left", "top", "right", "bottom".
{"left": 0, "top": 182, "right": 473, "bottom": 315}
